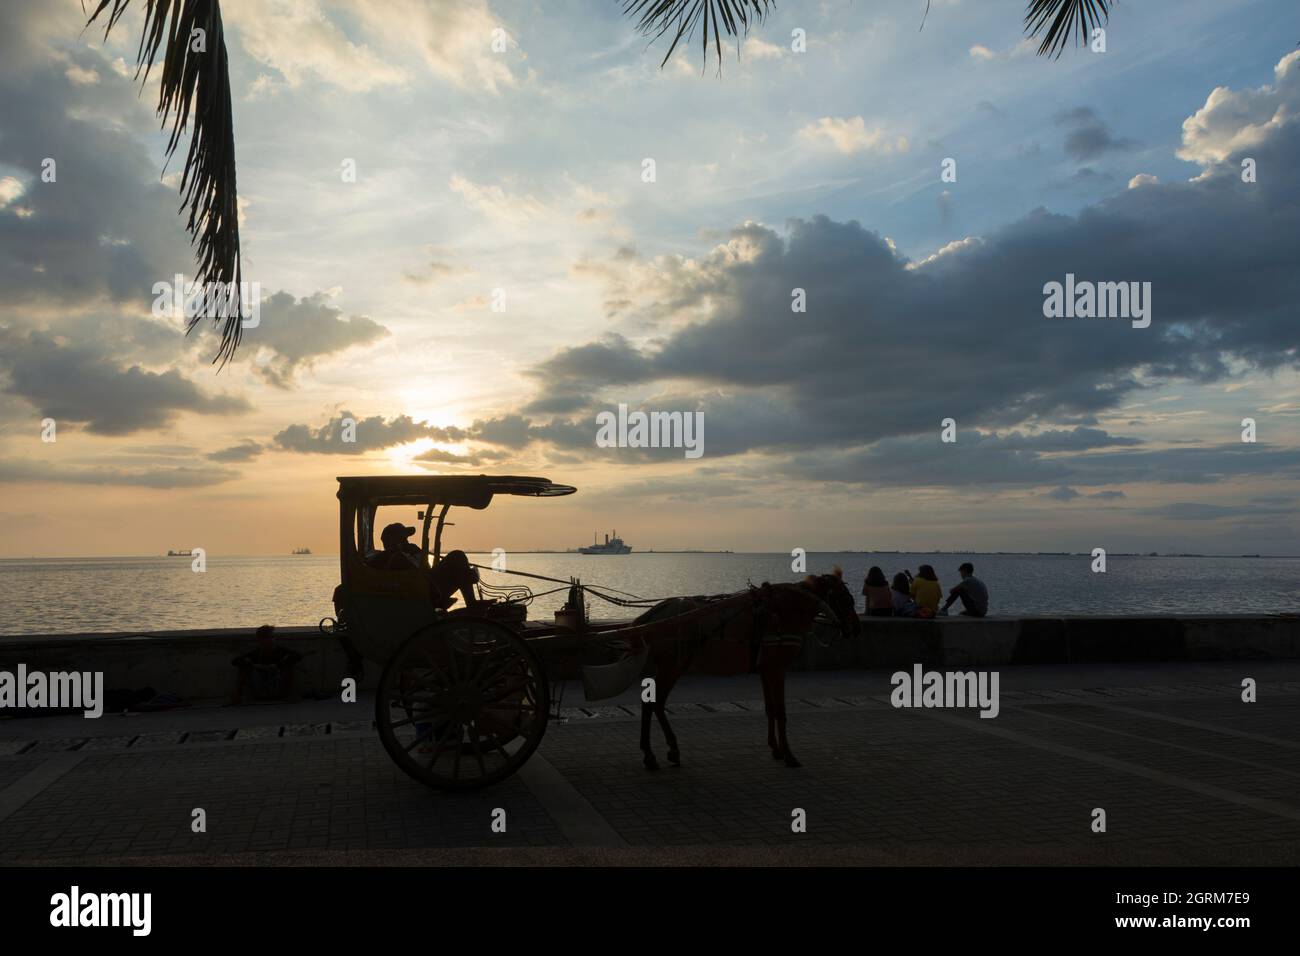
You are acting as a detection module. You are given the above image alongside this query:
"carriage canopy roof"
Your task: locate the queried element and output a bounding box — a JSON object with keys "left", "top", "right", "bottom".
{"left": 336, "top": 474, "right": 577, "bottom": 509}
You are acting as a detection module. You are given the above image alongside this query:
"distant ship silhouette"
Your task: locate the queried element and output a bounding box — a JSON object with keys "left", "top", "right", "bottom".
{"left": 578, "top": 531, "right": 631, "bottom": 555}
{"left": 292, "top": 547, "right": 312, "bottom": 555}
{"left": 166, "top": 549, "right": 193, "bottom": 556}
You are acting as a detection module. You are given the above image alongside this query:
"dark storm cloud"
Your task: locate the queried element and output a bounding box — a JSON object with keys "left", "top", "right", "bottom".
{"left": 468, "top": 414, "right": 533, "bottom": 448}
{"left": 521, "top": 391, "right": 596, "bottom": 416}
{"left": 512, "top": 58, "right": 1300, "bottom": 485}
{"left": 0, "top": 328, "right": 251, "bottom": 435}
{"left": 1055, "top": 107, "right": 1138, "bottom": 162}
{"left": 235, "top": 292, "right": 389, "bottom": 389}
{"left": 525, "top": 335, "right": 655, "bottom": 386}
{"left": 273, "top": 411, "right": 467, "bottom": 454}
{"left": 0, "top": 7, "right": 193, "bottom": 314}
{"left": 0, "top": 3, "right": 273, "bottom": 438}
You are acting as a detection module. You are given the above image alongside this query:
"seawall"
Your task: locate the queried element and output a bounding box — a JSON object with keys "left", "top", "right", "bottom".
{"left": 0, "top": 615, "right": 1296, "bottom": 704}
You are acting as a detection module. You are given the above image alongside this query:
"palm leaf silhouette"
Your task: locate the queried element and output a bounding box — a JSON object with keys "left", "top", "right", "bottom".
{"left": 1024, "top": 0, "right": 1112, "bottom": 58}
{"left": 85, "top": 0, "right": 243, "bottom": 367}
{"left": 623, "top": 0, "right": 774, "bottom": 70}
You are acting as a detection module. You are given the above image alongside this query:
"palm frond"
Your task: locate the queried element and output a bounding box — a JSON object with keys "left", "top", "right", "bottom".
{"left": 1024, "top": 0, "right": 1111, "bottom": 59}
{"left": 85, "top": 0, "right": 243, "bottom": 366}
{"left": 622, "top": 0, "right": 775, "bottom": 71}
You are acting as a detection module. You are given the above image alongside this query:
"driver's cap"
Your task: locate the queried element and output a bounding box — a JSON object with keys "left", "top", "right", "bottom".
{"left": 380, "top": 522, "right": 416, "bottom": 544}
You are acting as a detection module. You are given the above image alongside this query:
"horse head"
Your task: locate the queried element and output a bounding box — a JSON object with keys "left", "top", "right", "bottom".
{"left": 800, "top": 568, "right": 862, "bottom": 639}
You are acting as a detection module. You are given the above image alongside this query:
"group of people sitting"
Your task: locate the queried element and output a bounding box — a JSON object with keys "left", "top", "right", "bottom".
{"left": 861, "top": 562, "right": 989, "bottom": 619}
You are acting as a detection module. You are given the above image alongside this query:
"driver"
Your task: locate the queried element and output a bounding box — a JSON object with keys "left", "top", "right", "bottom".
{"left": 369, "top": 522, "right": 492, "bottom": 611}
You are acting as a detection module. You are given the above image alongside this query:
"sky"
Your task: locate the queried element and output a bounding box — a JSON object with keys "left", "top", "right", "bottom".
{"left": 0, "top": 0, "right": 1298, "bottom": 557}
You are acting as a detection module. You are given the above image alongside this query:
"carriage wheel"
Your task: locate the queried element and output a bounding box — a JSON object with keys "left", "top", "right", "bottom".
{"left": 376, "top": 617, "right": 549, "bottom": 791}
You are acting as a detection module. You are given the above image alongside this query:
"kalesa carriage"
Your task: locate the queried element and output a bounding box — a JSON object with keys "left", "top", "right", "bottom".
{"left": 321, "top": 475, "right": 860, "bottom": 791}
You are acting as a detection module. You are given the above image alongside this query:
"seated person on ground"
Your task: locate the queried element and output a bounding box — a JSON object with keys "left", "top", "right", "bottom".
{"left": 231, "top": 624, "right": 302, "bottom": 704}
{"left": 941, "top": 562, "right": 989, "bottom": 618}
{"left": 368, "top": 522, "right": 491, "bottom": 611}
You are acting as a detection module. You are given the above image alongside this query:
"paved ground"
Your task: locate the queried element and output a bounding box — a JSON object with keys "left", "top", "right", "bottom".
{"left": 1, "top": 661, "right": 1298, "bottom": 865}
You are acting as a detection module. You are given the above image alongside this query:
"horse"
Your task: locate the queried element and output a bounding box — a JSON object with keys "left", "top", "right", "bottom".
{"left": 628, "top": 570, "right": 860, "bottom": 770}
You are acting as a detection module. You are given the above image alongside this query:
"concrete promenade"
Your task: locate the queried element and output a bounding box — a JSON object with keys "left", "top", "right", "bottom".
{"left": 1, "top": 660, "right": 1298, "bottom": 865}
{"left": 2, "top": 613, "right": 1296, "bottom": 702}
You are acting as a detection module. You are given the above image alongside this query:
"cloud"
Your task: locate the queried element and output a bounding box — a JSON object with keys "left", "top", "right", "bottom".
{"left": 479, "top": 56, "right": 1300, "bottom": 494}
{"left": 969, "top": 39, "right": 1034, "bottom": 61}
{"left": 1138, "top": 500, "right": 1298, "bottom": 521}
{"left": 1179, "top": 51, "right": 1300, "bottom": 166}
{"left": 273, "top": 411, "right": 468, "bottom": 454}
{"left": 208, "top": 440, "right": 264, "bottom": 463}
{"left": 1045, "top": 485, "right": 1082, "bottom": 501}
{"left": 798, "top": 117, "right": 909, "bottom": 155}
{"left": 225, "top": 0, "right": 408, "bottom": 92}
{"left": 744, "top": 38, "right": 783, "bottom": 60}
{"left": 1055, "top": 107, "right": 1138, "bottom": 162}
{"left": 236, "top": 291, "right": 389, "bottom": 388}
{"left": 228, "top": 0, "right": 522, "bottom": 95}
{"left": 0, "top": 328, "right": 251, "bottom": 435}
{"left": 402, "top": 260, "right": 463, "bottom": 284}
{"left": 412, "top": 446, "right": 509, "bottom": 468}
{"left": 346, "top": 0, "right": 520, "bottom": 94}
{"left": 0, "top": 29, "right": 199, "bottom": 315}
{"left": 449, "top": 174, "right": 546, "bottom": 223}
{"left": 0, "top": 458, "right": 240, "bottom": 488}
{"left": 0, "top": 176, "right": 23, "bottom": 208}
{"left": 520, "top": 48, "right": 1300, "bottom": 466}
{"left": 64, "top": 64, "right": 99, "bottom": 85}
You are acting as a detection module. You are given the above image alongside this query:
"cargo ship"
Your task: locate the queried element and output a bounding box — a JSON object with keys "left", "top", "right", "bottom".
{"left": 578, "top": 531, "right": 631, "bottom": 555}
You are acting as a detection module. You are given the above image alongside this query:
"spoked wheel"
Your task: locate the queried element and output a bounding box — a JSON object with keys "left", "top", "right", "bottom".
{"left": 376, "top": 617, "right": 549, "bottom": 791}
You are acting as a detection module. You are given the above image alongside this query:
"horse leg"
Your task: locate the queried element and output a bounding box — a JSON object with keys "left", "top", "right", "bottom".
{"left": 758, "top": 657, "right": 782, "bottom": 760}
{"left": 770, "top": 649, "right": 800, "bottom": 768}
{"left": 640, "top": 699, "right": 659, "bottom": 770}
{"left": 640, "top": 658, "right": 659, "bottom": 771}
{"left": 654, "top": 661, "right": 682, "bottom": 766}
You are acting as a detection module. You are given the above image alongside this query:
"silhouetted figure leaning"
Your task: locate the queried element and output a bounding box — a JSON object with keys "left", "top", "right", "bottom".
{"left": 368, "top": 522, "right": 492, "bottom": 611}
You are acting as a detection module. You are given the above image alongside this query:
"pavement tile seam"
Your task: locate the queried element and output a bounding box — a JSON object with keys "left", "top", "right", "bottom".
{"left": 6, "top": 679, "right": 1295, "bottom": 754}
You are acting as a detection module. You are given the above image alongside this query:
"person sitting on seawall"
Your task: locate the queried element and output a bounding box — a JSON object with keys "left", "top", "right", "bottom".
{"left": 941, "top": 562, "right": 989, "bottom": 618}
{"left": 230, "top": 624, "right": 302, "bottom": 705}
{"left": 862, "top": 566, "right": 894, "bottom": 617}
{"left": 909, "top": 564, "right": 942, "bottom": 616}
{"left": 368, "top": 522, "right": 494, "bottom": 611}
{"left": 890, "top": 572, "right": 919, "bottom": 617}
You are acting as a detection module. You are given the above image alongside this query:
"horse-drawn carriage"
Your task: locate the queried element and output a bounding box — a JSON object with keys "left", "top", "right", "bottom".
{"left": 322, "top": 475, "right": 859, "bottom": 791}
